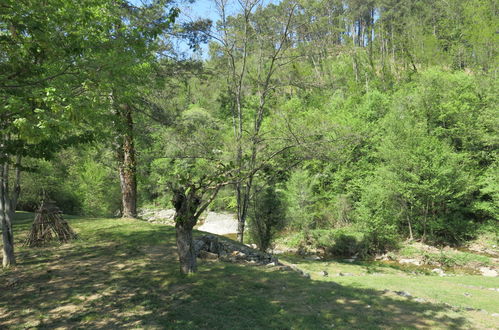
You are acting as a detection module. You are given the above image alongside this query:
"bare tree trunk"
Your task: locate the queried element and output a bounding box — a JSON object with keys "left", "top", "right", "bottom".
{"left": 116, "top": 104, "right": 137, "bottom": 218}
{"left": 236, "top": 183, "right": 245, "bottom": 243}
{"left": 407, "top": 215, "right": 414, "bottom": 241}
{"left": 1, "top": 162, "right": 15, "bottom": 267}
{"left": 236, "top": 174, "right": 254, "bottom": 243}
{"left": 422, "top": 200, "right": 429, "bottom": 243}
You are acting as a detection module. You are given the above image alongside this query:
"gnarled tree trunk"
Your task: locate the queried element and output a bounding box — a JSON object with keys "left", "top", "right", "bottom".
{"left": 175, "top": 221, "right": 197, "bottom": 274}
{"left": 115, "top": 103, "right": 137, "bottom": 218}
{"left": 172, "top": 188, "right": 202, "bottom": 275}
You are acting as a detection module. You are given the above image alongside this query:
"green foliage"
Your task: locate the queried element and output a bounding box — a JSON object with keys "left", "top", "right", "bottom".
{"left": 67, "top": 148, "right": 121, "bottom": 216}
{"left": 421, "top": 250, "right": 491, "bottom": 268}
{"left": 18, "top": 146, "right": 120, "bottom": 216}
{"left": 284, "top": 169, "right": 316, "bottom": 230}
{"left": 474, "top": 161, "right": 499, "bottom": 220}
{"left": 18, "top": 159, "right": 81, "bottom": 214}
{"left": 248, "top": 183, "right": 286, "bottom": 251}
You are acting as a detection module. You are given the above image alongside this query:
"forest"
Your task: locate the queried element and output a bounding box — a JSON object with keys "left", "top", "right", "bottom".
{"left": 2, "top": 0, "right": 498, "bottom": 270}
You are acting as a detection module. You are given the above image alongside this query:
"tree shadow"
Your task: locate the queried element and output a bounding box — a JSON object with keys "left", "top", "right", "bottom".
{"left": 0, "top": 223, "right": 470, "bottom": 329}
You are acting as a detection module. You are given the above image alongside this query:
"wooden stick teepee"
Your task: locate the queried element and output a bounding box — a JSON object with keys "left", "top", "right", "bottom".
{"left": 24, "top": 200, "right": 78, "bottom": 247}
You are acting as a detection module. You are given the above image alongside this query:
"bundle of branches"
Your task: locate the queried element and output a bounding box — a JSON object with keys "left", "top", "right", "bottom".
{"left": 24, "top": 201, "right": 78, "bottom": 247}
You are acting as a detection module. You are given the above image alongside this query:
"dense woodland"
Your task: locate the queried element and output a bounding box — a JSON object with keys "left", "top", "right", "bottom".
{"left": 1, "top": 0, "right": 498, "bottom": 272}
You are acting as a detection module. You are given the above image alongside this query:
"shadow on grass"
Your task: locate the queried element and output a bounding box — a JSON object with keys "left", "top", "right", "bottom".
{"left": 0, "top": 217, "right": 469, "bottom": 329}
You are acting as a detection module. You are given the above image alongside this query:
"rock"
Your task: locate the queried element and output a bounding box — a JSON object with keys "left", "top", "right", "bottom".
{"left": 432, "top": 268, "right": 446, "bottom": 276}
{"left": 319, "top": 270, "right": 328, "bottom": 277}
{"left": 491, "top": 313, "right": 499, "bottom": 317}
{"left": 414, "top": 298, "right": 426, "bottom": 303}
{"left": 343, "top": 258, "right": 356, "bottom": 263}
{"left": 399, "top": 258, "right": 421, "bottom": 266}
{"left": 305, "top": 255, "right": 321, "bottom": 261}
{"left": 209, "top": 238, "right": 219, "bottom": 254}
{"left": 194, "top": 240, "right": 207, "bottom": 254}
{"left": 463, "top": 292, "right": 471, "bottom": 297}
{"left": 479, "top": 267, "right": 498, "bottom": 277}
{"left": 339, "top": 272, "right": 354, "bottom": 277}
{"left": 236, "top": 252, "right": 247, "bottom": 260}
{"left": 266, "top": 262, "right": 277, "bottom": 267}
{"left": 302, "top": 272, "right": 311, "bottom": 279}
{"left": 395, "top": 291, "right": 412, "bottom": 298}
{"left": 199, "top": 251, "right": 218, "bottom": 260}
{"left": 139, "top": 208, "right": 175, "bottom": 225}
{"left": 6, "top": 278, "right": 19, "bottom": 287}
{"left": 193, "top": 234, "right": 275, "bottom": 264}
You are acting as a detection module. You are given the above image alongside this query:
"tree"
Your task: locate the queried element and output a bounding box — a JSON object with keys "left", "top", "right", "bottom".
{"left": 248, "top": 179, "right": 286, "bottom": 252}
{"left": 94, "top": 1, "right": 179, "bottom": 218}
{"left": 152, "top": 106, "right": 232, "bottom": 274}
{"left": 212, "top": 0, "right": 297, "bottom": 242}
{"left": 0, "top": 0, "right": 118, "bottom": 267}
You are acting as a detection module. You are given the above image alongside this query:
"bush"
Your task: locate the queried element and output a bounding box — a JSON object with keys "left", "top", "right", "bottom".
{"left": 279, "top": 226, "right": 396, "bottom": 258}
{"left": 248, "top": 184, "right": 286, "bottom": 252}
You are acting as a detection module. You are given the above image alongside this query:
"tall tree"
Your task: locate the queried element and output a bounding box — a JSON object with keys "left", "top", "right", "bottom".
{"left": 96, "top": 1, "right": 179, "bottom": 218}
{"left": 212, "top": 0, "right": 297, "bottom": 242}
{"left": 0, "top": 0, "right": 117, "bottom": 267}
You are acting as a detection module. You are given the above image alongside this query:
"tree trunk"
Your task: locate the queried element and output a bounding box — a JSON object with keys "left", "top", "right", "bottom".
{"left": 116, "top": 103, "right": 137, "bottom": 218}
{"left": 236, "top": 173, "right": 255, "bottom": 243}
{"left": 236, "top": 210, "right": 245, "bottom": 243}
{"left": 236, "top": 183, "right": 247, "bottom": 243}
{"left": 172, "top": 188, "right": 202, "bottom": 274}
{"left": 1, "top": 162, "right": 15, "bottom": 267}
{"left": 175, "top": 222, "right": 196, "bottom": 274}
{"left": 407, "top": 215, "right": 414, "bottom": 241}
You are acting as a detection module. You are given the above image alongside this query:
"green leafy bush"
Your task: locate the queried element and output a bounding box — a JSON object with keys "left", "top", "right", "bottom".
{"left": 248, "top": 184, "right": 287, "bottom": 252}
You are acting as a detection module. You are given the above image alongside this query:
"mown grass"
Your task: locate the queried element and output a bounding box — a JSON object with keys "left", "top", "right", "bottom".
{"left": 0, "top": 212, "right": 497, "bottom": 329}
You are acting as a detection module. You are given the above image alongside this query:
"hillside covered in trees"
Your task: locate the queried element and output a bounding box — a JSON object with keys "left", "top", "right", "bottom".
{"left": 1, "top": 0, "right": 498, "bottom": 268}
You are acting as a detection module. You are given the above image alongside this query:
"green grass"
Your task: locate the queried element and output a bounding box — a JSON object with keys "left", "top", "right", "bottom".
{"left": 1, "top": 213, "right": 498, "bottom": 329}
{"left": 397, "top": 244, "right": 493, "bottom": 269}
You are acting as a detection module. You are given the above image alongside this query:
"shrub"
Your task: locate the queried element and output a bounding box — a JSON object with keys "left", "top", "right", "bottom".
{"left": 248, "top": 184, "right": 286, "bottom": 252}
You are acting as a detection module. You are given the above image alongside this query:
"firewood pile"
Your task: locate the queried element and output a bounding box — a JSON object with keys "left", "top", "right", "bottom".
{"left": 24, "top": 201, "right": 78, "bottom": 247}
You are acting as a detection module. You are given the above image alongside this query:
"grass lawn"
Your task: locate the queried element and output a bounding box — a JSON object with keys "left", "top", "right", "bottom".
{"left": 1, "top": 213, "right": 498, "bottom": 329}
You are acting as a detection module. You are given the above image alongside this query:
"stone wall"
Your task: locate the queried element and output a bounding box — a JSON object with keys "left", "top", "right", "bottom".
{"left": 194, "top": 234, "right": 277, "bottom": 265}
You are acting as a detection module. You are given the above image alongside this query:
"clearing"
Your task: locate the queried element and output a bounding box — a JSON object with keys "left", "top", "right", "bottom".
{"left": 0, "top": 212, "right": 498, "bottom": 329}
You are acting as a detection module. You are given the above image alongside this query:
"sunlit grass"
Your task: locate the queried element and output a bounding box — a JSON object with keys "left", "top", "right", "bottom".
{"left": 0, "top": 213, "right": 497, "bottom": 329}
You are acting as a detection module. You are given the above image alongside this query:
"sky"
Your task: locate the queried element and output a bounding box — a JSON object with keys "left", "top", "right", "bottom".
{"left": 131, "top": 0, "right": 279, "bottom": 59}
{"left": 177, "top": 0, "right": 220, "bottom": 58}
